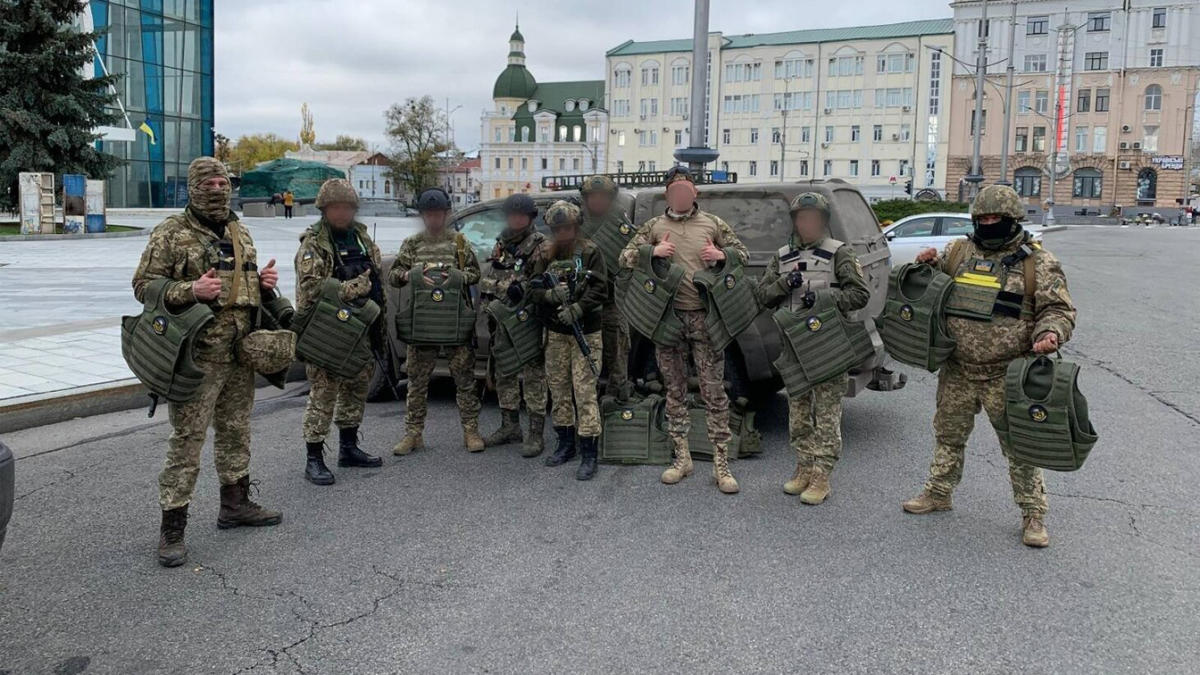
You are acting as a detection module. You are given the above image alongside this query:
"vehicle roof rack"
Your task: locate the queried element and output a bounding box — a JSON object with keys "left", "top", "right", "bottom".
{"left": 540, "top": 170, "right": 738, "bottom": 191}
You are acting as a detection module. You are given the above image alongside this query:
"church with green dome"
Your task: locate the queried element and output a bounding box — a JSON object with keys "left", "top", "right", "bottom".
{"left": 479, "top": 24, "right": 608, "bottom": 199}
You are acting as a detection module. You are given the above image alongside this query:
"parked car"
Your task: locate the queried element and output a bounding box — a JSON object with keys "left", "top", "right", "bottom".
{"left": 370, "top": 179, "right": 903, "bottom": 401}
{"left": 1, "top": 441, "right": 13, "bottom": 554}
{"left": 882, "top": 212, "right": 1045, "bottom": 265}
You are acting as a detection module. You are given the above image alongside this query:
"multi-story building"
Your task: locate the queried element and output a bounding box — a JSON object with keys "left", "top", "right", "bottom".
{"left": 438, "top": 157, "right": 482, "bottom": 207}
{"left": 88, "top": 0, "right": 214, "bottom": 208}
{"left": 947, "top": 0, "right": 1199, "bottom": 210}
{"left": 478, "top": 25, "right": 608, "bottom": 199}
{"left": 604, "top": 19, "right": 956, "bottom": 199}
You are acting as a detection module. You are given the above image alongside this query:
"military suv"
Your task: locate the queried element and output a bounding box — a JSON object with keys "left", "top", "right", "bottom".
{"left": 372, "top": 179, "right": 903, "bottom": 400}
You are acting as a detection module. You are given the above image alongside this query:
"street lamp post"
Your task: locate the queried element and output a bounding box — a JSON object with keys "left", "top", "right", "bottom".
{"left": 965, "top": 0, "right": 990, "bottom": 199}
{"left": 780, "top": 76, "right": 795, "bottom": 182}
{"left": 997, "top": 1, "right": 1018, "bottom": 185}
{"left": 579, "top": 143, "right": 599, "bottom": 174}
{"left": 674, "top": 0, "right": 719, "bottom": 173}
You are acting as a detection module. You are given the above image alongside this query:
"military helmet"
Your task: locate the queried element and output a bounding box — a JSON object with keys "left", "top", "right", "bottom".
{"left": 580, "top": 175, "right": 617, "bottom": 196}
{"left": 502, "top": 193, "right": 538, "bottom": 218}
{"left": 790, "top": 192, "right": 831, "bottom": 218}
{"left": 237, "top": 329, "right": 296, "bottom": 375}
{"left": 971, "top": 184, "right": 1025, "bottom": 220}
{"left": 315, "top": 178, "right": 359, "bottom": 209}
{"left": 544, "top": 200, "right": 581, "bottom": 230}
{"left": 416, "top": 187, "right": 451, "bottom": 212}
{"left": 664, "top": 165, "right": 695, "bottom": 186}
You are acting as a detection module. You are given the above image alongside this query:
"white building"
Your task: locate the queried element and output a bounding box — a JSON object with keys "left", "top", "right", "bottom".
{"left": 348, "top": 153, "right": 394, "bottom": 200}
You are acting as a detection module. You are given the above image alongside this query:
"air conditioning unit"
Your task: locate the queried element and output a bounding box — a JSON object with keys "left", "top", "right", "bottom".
{"left": 821, "top": 142, "right": 831, "bottom": 149}
{"left": 902, "top": 105, "right": 912, "bottom": 112}
{"left": 891, "top": 133, "right": 900, "bottom": 141}
{"left": 1121, "top": 125, "right": 1132, "bottom": 133}
{"left": 1119, "top": 142, "right": 1129, "bottom": 149}
{"left": 1133, "top": 142, "right": 1142, "bottom": 150}
{"left": 1119, "top": 161, "right": 1132, "bottom": 169}
{"left": 824, "top": 108, "right": 833, "bottom": 114}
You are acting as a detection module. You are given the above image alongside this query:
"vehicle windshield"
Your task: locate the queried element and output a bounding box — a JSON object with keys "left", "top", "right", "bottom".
{"left": 453, "top": 206, "right": 549, "bottom": 260}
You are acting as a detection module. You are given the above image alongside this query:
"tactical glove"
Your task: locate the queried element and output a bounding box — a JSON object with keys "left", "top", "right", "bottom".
{"left": 556, "top": 303, "right": 583, "bottom": 325}
{"left": 801, "top": 290, "right": 816, "bottom": 308}
{"left": 548, "top": 283, "right": 571, "bottom": 306}
{"left": 785, "top": 269, "right": 804, "bottom": 289}
{"left": 505, "top": 281, "right": 524, "bottom": 304}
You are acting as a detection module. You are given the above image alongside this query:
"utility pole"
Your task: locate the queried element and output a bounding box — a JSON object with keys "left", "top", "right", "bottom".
{"left": 965, "top": 0, "right": 990, "bottom": 199}
{"left": 780, "top": 76, "right": 792, "bottom": 182}
{"left": 1045, "top": 19, "right": 1073, "bottom": 227}
{"left": 997, "top": 1, "right": 1018, "bottom": 185}
{"left": 674, "top": 0, "right": 719, "bottom": 173}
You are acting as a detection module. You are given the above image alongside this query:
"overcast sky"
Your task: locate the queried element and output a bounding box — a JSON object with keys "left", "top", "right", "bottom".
{"left": 214, "top": 0, "right": 952, "bottom": 153}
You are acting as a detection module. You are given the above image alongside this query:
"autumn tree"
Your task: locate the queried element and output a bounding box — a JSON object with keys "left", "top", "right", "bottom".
{"left": 316, "top": 135, "right": 368, "bottom": 152}
{"left": 383, "top": 96, "right": 450, "bottom": 200}
{"left": 227, "top": 133, "right": 298, "bottom": 174}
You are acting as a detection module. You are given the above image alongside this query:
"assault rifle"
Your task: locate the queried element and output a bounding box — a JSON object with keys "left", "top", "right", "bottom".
{"left": 540, "top": 270, "right": 600, "bottom": 376}
{"left": 364, "top": 261, "right": 404, "bottom": 400}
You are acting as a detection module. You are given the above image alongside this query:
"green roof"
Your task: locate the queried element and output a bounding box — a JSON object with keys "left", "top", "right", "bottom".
{"left": 511, "top": 80, "right": 605, "bottom": 122}
{"left": 511, "top": 26, "right": 524, "bottom": 42}
{"left": 606, "top": 18, "right": 954, "bottom": 56}
{"left": 493, "top": 63, "right": 537, "bottom": 100}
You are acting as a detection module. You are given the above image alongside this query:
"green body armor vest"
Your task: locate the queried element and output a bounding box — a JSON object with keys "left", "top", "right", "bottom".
{"left": 582, "top": 213, "right": 637, "bottom": 278}
{"left": 683, "top": 397, "right": 760, "bottom": 461}
{"left": 944, "top": 240, "right": 1037, "bottom": 322}
{"left": 1003, "top": 355, "right": 1098, "bottom": 471}
{"left": 485, "top": 296, "right": 543, "bottom": 377}
{"left": 771, "top": 290, "right": 860, "bottom": 398}
{"left": 692, "top": 254, "right": 759, "bottom": 352}
{"left": 292, "top": 278, "right": 381, "bottom": 379}
{"left": 395, "top": 268, "right": 477, "bottom": 346}
{"left": 598, "top": 393, "right": 672, "bottom": 465}
{"left": 878, "top": 263, "right": 958, "bottom": 372}
{"left": 614, "top": 245, "right": 686, "bottom": 347}
{"left": 120, "top": 278, "right": 215, "bottom": 403}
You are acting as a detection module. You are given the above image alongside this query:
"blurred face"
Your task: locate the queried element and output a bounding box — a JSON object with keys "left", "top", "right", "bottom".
{"left": 584, "top": 191, "right": 613, "bottom": 216}
{"left": 552, "top": 224, "right": 576, "bottom": 246}
{"left": 506, "top": 212, "right": 532, "bottom": 231}
{"left": 324, "top": 202, "right": 356, "bottom": 229}
{"left": 976, "top": 214, "right": 1003, "bottom": 226}
{"left": 200, "top": 176, "right": 230, "bottom": 191}
{"left": 421, "top": 209, "right": 448, "bottom": 231}
{"left": 665, "top": 181, "right": 696, "bottom": 213}
{"left": 792, "top": 209, "right": 826, "bottom": 243}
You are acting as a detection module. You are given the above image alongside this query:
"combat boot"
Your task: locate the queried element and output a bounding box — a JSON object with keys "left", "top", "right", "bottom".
{"left": 338, "top": 426, "right": 382, "bottom": 468}
{"left": 463, "top": 423, "right": 486, "bottom": 453}
{"left": 544, "top": 426, "right": 577, "bottom": 466}
{"left": 901, "top": 490, "right": 953, "bottom": 514}
{"left": 783, "top": 462, "right": 812, "bottom": 495}
{"left": 485, "top": 409, "right": 523, "bottom": 447}
{"left": 393, "top": 430, "right": 424, "bottom": 456}
{"left": 799, "top": 467, "right": 831, "bottom": 505}
{"left": 218, "top": 476, "right": 283, "bottom": 529}
{"left": 576, "top": 436, "right": 599, "bottom": 481}
{"left": 521, "top": 413, "right": 546, "bottom": 458}
{"left": 1022, "top": 514, "right": 1050, "bottom": 548}
{"left": 661, "top": 437, "right": 694, "bottom": 485}
{"left": 304, "top": 441, "right": 335, "bottom": 485}
{"left": 157, "top": 506, "right": 188, "bottom": 568}
{"left": 712, "top": 445, "right": 740, "bottom": 494}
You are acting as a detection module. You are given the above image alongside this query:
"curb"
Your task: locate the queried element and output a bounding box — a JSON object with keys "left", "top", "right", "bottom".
{"left": 0, "top": 228, "right": 148, "bottom": 242}
{"left": 0, "top": 380, "right": 148, "bottom": 434}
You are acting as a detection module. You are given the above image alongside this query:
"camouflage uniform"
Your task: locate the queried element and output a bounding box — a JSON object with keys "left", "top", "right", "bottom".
{"left": 387, "top": 230, "right": 482, "bottom": 440}
{"left": 580, "top": 192, "right": 634, "bottom": 398}
{"left": 481, "top": 227, "right": 547, "bottom": 419}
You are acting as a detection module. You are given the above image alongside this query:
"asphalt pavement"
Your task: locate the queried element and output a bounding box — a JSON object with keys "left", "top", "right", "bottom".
{"left": 1, "top": 226, "right": 1198, "bottom": 674}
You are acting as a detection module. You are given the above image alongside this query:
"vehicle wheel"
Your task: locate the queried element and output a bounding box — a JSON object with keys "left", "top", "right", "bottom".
{"left": 366, "top": 344, "right": 402, "bottom": 402}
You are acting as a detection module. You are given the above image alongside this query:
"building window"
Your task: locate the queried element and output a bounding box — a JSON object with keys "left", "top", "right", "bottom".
{"left": 640, "top": 98, "right": 659, "bottom": 118}
{"left": 900, "top": 123, "right": 911, "bottom": 141}
{"left": 540, "top": 126, "right": 550, "bottom": 142}
{"left": 614, "top": 67, "right": 631, "bottom": 88}
{"left": 1093, "top": 126, "right": 1107, "bottom": 153}
{"left": 876, "top": 52, "right": 914, "bottom": 74}
{"left": 1015, "top": 127, "right": 1028, "bottom": 153}
{"left": 1075, "top": 126, "right": 1089, "bottom": 153}
{"left": 774, "top": 91, "right": 813, "bottom": 111}
{"left": 978, "top": 18, "right": 990, "bottom": 38}
{"left": 1023, "top": 54, "right": 1047, "bottom": 72}
{"left": 849, "top": 160, "right": 859, "bottom": 177}
{"left": 851, "top": 125, "right": 860, "bottom": 142}
{"left": 1084, "top": 52, "right": 1108, "bottom": 71}
{"left": 970, "top": 109, "right": 987, "bottom": 136}
{"left": 1034, "top": 90, "right": 1048, "bottom": 114}
{"left": 638, "top": 130, "right": 659, "bottom": 146}
{"left": 573, "top": 158, "right": 580, "bottom": 170}
{"left": 750, "top": 128, "right": 759, "bottom": 144}
{"left": 771, "top": 127, "right": 781, "bottom": 144}
{"left": 1143, "top": 125, "right": 1159, "bottom": 152}
{"left": 670, "top": 97, "right": 689, "bottom": 117}
{"left": 541, "top": 158, "right": 548, "bottom": 170}
{"left": 1073, "top": 168, "right": 1102, "bottom": 198}
{"left": 1077, "top": 89, "right": 1091, "bottom": 113}
{"left": 827, "top": 55, "right": 864, "bottom": 77}
{"left": 1145, "top": 84, "right": 1162, "bottom": 110}
{"left": 1149, "top": 49, "right": 1164, "bottom": 68}
{"left": 558, "top": 125, "right": 568, "bottom": 142}
{"left": 1087, "top": 11, "right": 1111, "bottom": 32}
{"left": 799, "top": 160, "right": 809, "bottom": 176}
{"left": 824, "top": 126, "right": 834, "bottom": 143}
{"left": 507, "top": 158, "right": 514, "bottom": 169}
{"left": 671, "top": 64, "right": 689, "bottom": 85}
{"left": 616, "top": 160, "right": 624, "bottom": 172}
{"left": 613, "top": 99, "right": 630, "bottom": 117}
{"left": 494, "top": 128, "right": 502, "bottom": 143}
{"left": 748, "top": 161, "right": 758, "bottom": 176}
{"left": 521, "top": 157, "right": 527, "bottom": 170}
{"left": 637, "top": 161, "right": 645, "bottom": 172}
{"left": 1027, "top": 16, "right": 1049, "bottom": 35}
{"left": 870, "top": 159, "right": 881, "bottom": 176}
{"left": 648, "top": 161, "right": 656, "bottom": 172}
{"left": 874, "top": 87, "right": 914, "bottom": 108}
{"left": 617, "top": 131, "right": 626, "bottom": 147}
{"left": 899, "top": 159, "right": 910, "bottom": 177}
{"left": 674, "top": 129, "right": 684, "bottom": 146}
{"left": 384, "top": 180, "right": 390, "bottom": 195}
{"left": 720, "top": 161, "right": 729, "bottom": 172}
{"left": 873, "top": 124, "right": 883, "bottom": 142}
{"left": 823, "top": 159, "right": 833, "bottom": 176}
{"left": 560, "top": 158, "right": 567, "bottom": 170}
{"left": 1032, "top": 126, "right": 1046, "bottom": 152}
{"left": 1095, "top": 89, "right": 1110, "bottom": 112}
{"left": 801, "top": 126, "right": 811, "bottom": 143}
{"left": 724, "top": 61, "right": 762, "bottom": 82}
{"left": 494, "top": 157, "right": 501, "bottom": 169}
{"left": 1014, "top": 167, "right": 1042, "bottom": 197}
{"left": 774, "top": 56, "right": 814, "bottom": 79}
{"left": 520, "top": 127, "right": 530, "bottom": 142}
{"left": 573, "top": 125, "right": 582, "bottom": 142}
{"left": 640, "top": 64, "right": 659, "bottom": 86}
{"left": 1137, "top": 168, "right": 1157, "bottom": 201}
{"left": 1017, "top": 90, "right": 1031, "bottom": 113}
{"left": 722, "top": 128, "right": 731, "bottom": 145}
{"left": 769, "top": 160, "right": 779, "bottom": 176}
{"left": 1152, "top": 7, "right": 1167, "bottom": 29}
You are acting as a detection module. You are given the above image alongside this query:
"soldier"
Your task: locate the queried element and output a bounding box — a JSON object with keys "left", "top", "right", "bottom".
{"left": 388, "top": 188, "right": 484, "bottom": 454}
{"left": 294, "top": 178, "right": 384, "bottom": 486}
{"left": 527, "top": 201, "right": 608, "bottom": 480}
{"left": 754, "top": 193, "right": 871, "bottom": 505}
{"left": 619, "top": 167, "right": 749, "bottom": 493}
{"left": 903, "top": 184, "right": 1076, "bottom": 548}
{"left": 133, "top": 157, "right": 282, "bottom": 568}
{"left": 578, "top": 175, "right": 635, "bottom": 400}
{"left": 480, "top": 194, "right": 549, "bottom": 457}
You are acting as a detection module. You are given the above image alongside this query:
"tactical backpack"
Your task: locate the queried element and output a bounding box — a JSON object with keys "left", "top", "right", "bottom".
{"left": 878, "top": 263, "right": 958, "bottom": 372}
{"left": 598, "top": 393, "right": 672, "bottom": 465}
{"left": 614, "top": 245, "right": 686, "bottom": 347}
{"left": 771, "top": 290, "right": 861, "bottom": 398}
{"left": 121, "top": 278, "right": 215, "bottom": 411}
{"left": 692, "top": 254, "right": 760, "bottom": 352}
{"left": 395, "top": 267, "right": 477, "bottom": 346}
{"left": 1003, "top": 355, "right": 1099, "bottom": 471}
{"left": 292, "top": 278, "right": 381, "bottom": 378}
{"left": 683, "top": 396, "right": 761, "bottom": 461}
{"left": 485, "top": 296, "right": 544, "bottom": 378}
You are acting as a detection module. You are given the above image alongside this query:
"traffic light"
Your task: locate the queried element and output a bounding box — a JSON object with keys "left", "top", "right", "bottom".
{"left": 904, "top": 179, "right": 913, "bottom": 196}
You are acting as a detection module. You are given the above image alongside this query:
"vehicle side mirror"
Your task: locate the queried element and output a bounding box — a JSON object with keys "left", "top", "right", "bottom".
{"left": 885, "top": 232, "right": 896, "bottom": 241}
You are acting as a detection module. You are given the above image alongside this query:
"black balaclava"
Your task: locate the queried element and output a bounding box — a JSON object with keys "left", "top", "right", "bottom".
{"left": 972, "top": 216, "right": 1021, "bottom": 250}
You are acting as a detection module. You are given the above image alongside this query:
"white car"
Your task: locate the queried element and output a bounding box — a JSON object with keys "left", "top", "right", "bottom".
{"left": 882, "top": 212, "right": 1044, "bottom": 265}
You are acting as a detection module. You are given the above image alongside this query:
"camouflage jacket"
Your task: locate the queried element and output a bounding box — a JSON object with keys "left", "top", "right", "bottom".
{"left": 131, "top": 209, "right": 262, "bottom": 362}
{"left": 387, "top": 230, "right": 481, "bottom": 288}
{"left": 478, "top": 227, "right": 544, "bottom": 299}
{"left": 935, "top": 231, "right": 1076, "bottom": 379}
{"left": 294, "top": 219, "right": 382, "bottom": 312}
{"left": 527, "top": 239, "right": 609, "bottom": 335}
{"left": 755, "top": 236, "right": 871, "bottom": 315}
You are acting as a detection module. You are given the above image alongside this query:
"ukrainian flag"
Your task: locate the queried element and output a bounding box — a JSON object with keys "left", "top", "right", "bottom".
{"left": 138, "top": 121, "right": 156, "bottom": 145}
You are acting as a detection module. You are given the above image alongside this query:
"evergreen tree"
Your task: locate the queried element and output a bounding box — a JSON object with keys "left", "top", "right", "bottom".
{"left": 0, "top": 0, "right": 121, "bottom": 211}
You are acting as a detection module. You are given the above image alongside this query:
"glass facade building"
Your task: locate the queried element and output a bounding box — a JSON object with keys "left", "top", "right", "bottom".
{"left": 91, "top": 0, "right": 214, "bottom": 207}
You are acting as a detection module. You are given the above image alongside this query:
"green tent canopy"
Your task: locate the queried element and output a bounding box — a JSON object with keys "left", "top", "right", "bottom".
{"left": 239, "top": 158, "right": 345, "bottom": 201}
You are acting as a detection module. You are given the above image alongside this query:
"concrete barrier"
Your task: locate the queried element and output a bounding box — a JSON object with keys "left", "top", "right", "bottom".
{"left": 243, "top": 203, "right": 276, "bottom": 218}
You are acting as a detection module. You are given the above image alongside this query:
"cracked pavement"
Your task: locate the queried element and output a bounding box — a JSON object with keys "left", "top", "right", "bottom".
{"left": 1, "top": 227, "right": 1198, "bottom": 673}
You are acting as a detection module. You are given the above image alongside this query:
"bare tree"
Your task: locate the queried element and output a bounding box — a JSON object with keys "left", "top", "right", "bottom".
{"left": 383, "top": 96, "right": 450, "bottom": 201}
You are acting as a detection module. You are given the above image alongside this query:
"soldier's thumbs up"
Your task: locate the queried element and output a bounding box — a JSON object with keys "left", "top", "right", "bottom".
{"left": 193, "top": 267, "right": 223, "bottom": 301}
{"left": 259, "top": 257, "right": 279, "bottom": 291}
{"left": 654, "top": 231, "right": 676, "bottom": 259}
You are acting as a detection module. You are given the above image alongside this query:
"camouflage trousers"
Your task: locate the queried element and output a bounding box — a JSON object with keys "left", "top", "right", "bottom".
{"left": 600, "top": 302, "right": 630, "bottom": 395}
{"left": 404, "top": 344, "right": 480, "bottom": 433}
{"left": 160, "top": 358, "right": 254, "bottom": 510}
{"left": 302, "top": 363, "right": 371, "bottom": 442}
{"left": 789, "top": 374, "right": 847, "bottom": 473}
{"left": 495, "top": 355, "right": 548, "bottom": 415}
{"left": 656, "top": 309, "right": 731, "bottom": 450}
{"left": 925, "top": 363, "right": 1048, "bottom": 515}
{"left": 545, "top": 330, "right": 603, "bottom": 437}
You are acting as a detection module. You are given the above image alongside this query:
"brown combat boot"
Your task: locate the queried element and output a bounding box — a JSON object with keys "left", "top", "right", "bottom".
{"left": 393, "top": 430, "right": 424, "bottom": 456}
{"left": 712, "top": 445, "right": 740, "bottom": 494}
{"left": 463, "top": 423, "right": 486, "bottom": 453}
{"left": 157, "top": 506, "right": 188, "bottom": 568}
{"left": 901, "top": 490, "right": 953, "bottom": 514}
{"left": 485, "top": 409, "right": 523, "bottom": 447}
{"left": 783, "top": 462, "right": 813, "bottom": 495}
{"left": 218, "top": 476, "right": 283, "bottom": 529}
{"left": 660, "top": 436, "right": 694, "bottom": 484}
{"left": 1022, "top": 514, "right": 1050, "bottom": 548}
{"left": 521, "top": 413, "right": 546, "bottom": 458}
{"left": 799, "top": 467, "right": 831, "bottom": 505}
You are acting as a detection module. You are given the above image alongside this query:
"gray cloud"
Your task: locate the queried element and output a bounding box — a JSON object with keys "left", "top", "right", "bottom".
{"left": 214, "top": 0, "right": 952, "bottom": 153}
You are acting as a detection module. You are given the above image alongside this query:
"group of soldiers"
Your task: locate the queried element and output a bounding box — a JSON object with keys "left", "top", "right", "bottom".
{"left": 135, "top": 157, "right": 1075, "bottom": 568}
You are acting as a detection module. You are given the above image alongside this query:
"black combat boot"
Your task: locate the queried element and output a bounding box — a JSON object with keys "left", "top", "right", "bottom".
{"left": 305, "top": 441, "right": 335, "bottom": 485}
{"left": 543, "top": 426, "right": 577, "bottom": 467}
{"left": 218, "top": 476, "right": 283, "bottom": 529}
{"left": 157, "top": 505, "right": 188, "bottom": 568}
{"left": 576, "top": 436, "right": 599, "bottom": 481}
{"left": 338, "top": 426, "right": 382, "bottom": 468}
